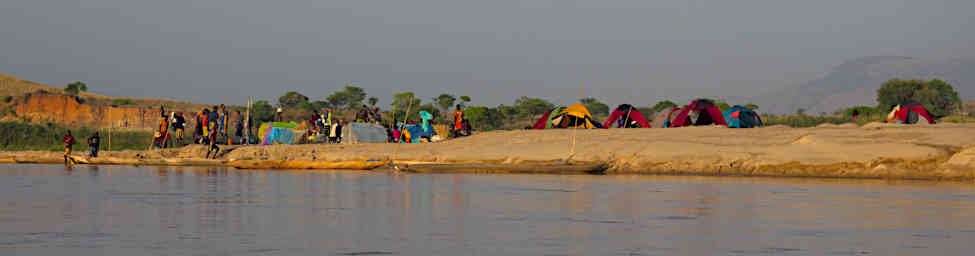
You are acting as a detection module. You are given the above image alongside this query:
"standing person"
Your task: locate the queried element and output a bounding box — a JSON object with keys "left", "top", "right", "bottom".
{"left": 276, "top": 107, "right": 283, "bottom": 122}
{"left": 329, "top": 120, "right": 343, "bottom": 144}
{"left": 221, "top": 105, "right": 230, "bottom": 144}
{"left": 172, "top": 112, "right": 186, "bottom": 146}
{"left": 63, "top": 130, "right": 76, "bottom": 164}
{"left": 198, "top": 109, "right": 209, "bottom": 144}
{"left": 87, "top": 132, "right": 100, "bottom": 158}
{"left": 452, "top": 104, "right": 465, "bottom": 137}
{"left": 235, "top": 110, "right": 245, "bottom": 145}
{"left": 852, "top": 109, "right": 860, "bottom": 123}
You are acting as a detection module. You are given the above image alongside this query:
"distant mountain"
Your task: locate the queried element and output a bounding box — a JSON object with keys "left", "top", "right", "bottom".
{"left": 754, "top": 56, "right": 975, "bottom": 114}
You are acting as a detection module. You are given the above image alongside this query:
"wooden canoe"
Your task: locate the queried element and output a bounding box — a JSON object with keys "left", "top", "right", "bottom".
{"left": 227, "top": 160, "right": 387, "bottom": 170}
{"left": 397, "top": 162, "right": 606, "bottom": 174}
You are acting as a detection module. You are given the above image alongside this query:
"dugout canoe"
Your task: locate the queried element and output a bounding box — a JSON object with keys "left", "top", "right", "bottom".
{"left": 227, "top": 160, "right": 387, "bottom": 170}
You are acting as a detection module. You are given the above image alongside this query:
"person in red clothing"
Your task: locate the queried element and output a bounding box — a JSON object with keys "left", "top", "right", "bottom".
{"left": 62, "top": 130, "right": 76, "bottom": 165}
{"left": 452, "top": 104, "right": 465, "bottom": 137}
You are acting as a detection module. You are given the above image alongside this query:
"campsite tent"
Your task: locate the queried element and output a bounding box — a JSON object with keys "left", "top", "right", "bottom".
{"left": 342, "top": 122, "right": 388, "bottom": 144}
{"left": 885, "top": 101, "right": 935, "bottom": 125}
{"left": 603, "top": 104, "right": 651, "bottom": 128}
{"left": 723, "top": 105, "right": 763, "bottom": 128}
{"left": 549, "top": 104, "right": 602, "bottom": 129}
{"left": 670, "top": 100, "right": 727, "bottom": 127}
{"left": 650, "top": 107, "right": 682, "bottom": 128}
{"left": 532, "top": 106, "right": 566, "bottom": 129}
{"left": 259, "top": 122, "right": 298, "bottom": 145}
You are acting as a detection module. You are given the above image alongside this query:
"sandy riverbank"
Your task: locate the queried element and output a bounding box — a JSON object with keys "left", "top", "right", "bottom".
{"left": 4, "top": 122, "right": 975, "bottom": 180}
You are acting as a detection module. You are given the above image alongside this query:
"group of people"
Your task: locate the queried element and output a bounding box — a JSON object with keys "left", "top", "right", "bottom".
{"left": 387, "top": 105, "right": 470, "bottom": 143}
{"left": 60, "top": 130, "right": 99, "bottom": 164}
{"left": 146, "top": 105, "right": 249, "bottom": 159}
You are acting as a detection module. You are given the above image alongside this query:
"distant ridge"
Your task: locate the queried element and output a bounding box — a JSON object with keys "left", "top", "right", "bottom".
{"left": 754, "top": 56, "right": 975, "bottom": 114}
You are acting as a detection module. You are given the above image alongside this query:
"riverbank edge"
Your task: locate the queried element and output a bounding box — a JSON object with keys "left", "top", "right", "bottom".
{"left": 2, "top": 146, "right": 974, "bottom": 181}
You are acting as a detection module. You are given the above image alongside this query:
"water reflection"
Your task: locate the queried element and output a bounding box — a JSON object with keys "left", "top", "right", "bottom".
{"left": 0, "top": 165, "right": 973, "bottom": 255}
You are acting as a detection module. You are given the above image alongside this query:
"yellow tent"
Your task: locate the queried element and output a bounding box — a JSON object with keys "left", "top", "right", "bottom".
{"left": 551, "top": 104, "right": 601, "bottom": 129}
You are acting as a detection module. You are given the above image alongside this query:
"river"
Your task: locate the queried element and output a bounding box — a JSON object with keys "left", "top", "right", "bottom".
{"left": 1, "top": 164, "right": 973, "bottom": 255}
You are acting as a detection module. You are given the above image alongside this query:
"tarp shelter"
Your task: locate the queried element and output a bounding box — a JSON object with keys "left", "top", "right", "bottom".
{"left": 670, "top": 100, "right": 727, "bottom": 127}
{"left": 885, "top": 101, "right": 935, "bottom": 125}
{"left": 650, "top": 107, "right": 682, "bottom": 128}
{"left": 550, "top": 104, "right": 602, "bottom": 129}
{"left": 342, "top": 122, "right": 388, "bottom": 144}
{"left": 532, "top": 106, "right": 566, "bottom": 129}
{"left": 259, "top": 123, "right": 296, "bottom": 145}
{"left": 603, "top": 104, "right": 651, "bottom": 128}
{"left": 723, "top": 105, "right": 763, "bottom": 128}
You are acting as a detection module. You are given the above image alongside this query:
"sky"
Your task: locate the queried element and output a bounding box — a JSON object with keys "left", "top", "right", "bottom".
{"left": 1, "top": 0, "right": 972, "bottom": 107}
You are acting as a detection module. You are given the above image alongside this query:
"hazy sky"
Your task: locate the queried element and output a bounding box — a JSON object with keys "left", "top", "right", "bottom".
{"left": 1, "top": 0, "right": 972, "bottom": 107}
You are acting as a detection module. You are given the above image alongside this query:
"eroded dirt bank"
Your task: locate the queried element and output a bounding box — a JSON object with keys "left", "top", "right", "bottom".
{"left": 4, "top": 123, "right": 975, "bottom": 180}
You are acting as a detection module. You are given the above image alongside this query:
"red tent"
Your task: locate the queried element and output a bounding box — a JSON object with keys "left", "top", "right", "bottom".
{"left": 670, "top": 99, "right": 727, "bottom": 127}
{"left": 603, "top": 104, "right": 651, "bottom": 128}
{"left": 887, "top": 101, "right": 935, "bottom": 124}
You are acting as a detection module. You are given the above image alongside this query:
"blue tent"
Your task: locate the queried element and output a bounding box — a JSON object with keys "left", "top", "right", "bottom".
{"left": 723, "top": 105, "right": 763, "bottom": 128}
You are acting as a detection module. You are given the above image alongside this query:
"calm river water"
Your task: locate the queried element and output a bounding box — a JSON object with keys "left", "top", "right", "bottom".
{"left": 1, "top": 164, "right": 974, "bottom": 255}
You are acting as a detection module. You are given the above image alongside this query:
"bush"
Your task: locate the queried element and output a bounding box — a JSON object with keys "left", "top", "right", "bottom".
{"left": 112, "top": 98, "right": 135, "bottom": 105}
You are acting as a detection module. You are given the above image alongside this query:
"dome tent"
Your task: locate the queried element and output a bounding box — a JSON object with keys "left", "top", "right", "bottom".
{"left": 722, "top": 105, "right": 763, "bottom": 128}
{"left": 603, "top": 104, "right": 651, "bottom": 128}
{"left": 885, "top": 101, "right": 935, "bottom": 125}
{"left": 670, "top": 99, "right": 727, "bottom": 127}
{"left": 548, "top": 104, "right": 603, "bottom": 129}
{"left": 650, "top": 107, "right": 682, "bottom": 128}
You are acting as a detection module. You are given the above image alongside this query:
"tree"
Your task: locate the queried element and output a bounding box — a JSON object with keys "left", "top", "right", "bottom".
{"left": 251, "top": 100, "right": 275, "bottom": 122}
{"left": 434, "top": 94, "right": 457, "bottom": 114}
{"left": 459, "top": 96, "right": 471, "bottom": 107}
{"left": 326, "top": 91, "right": 350, "bottom": 110}
{"left": 796, "top": 108, "right": 806, "bottom": 116}
{"left": 278, "top": 91, "right": 309, "bottom": 108}
{"left": 877, "top": 79, "right": 960, "bottom": 117}
{"left": 368, "top": 97, "right": 379, "bottom": 107}
{"left": 342, "top": 86, "right": 367, "bottom": 108}
{"left": 913, "top": 79, "right": 960, "bottom": 117}
{"left": 498, "top": 104, "right": 519, "bottom": 119}
{"left": 391, "top": 92, "right": 422, "bottom": 121}
{"left": 514, "top": 96, "right": 554, "bottom": 118}
{"left": 465, "top": 106, "right": 502, "bottom": 131}
{"left": 64, "top": 81, "right": 87, "bottom": 96}
{"left": 744, "top": 104, "right": 759, "bottom": 111}
{"left": 580, "top": 97, "right": 609, "bottom": 116}
{"left": 651, "top": 100, "right": 678, "bottom": 113}
{"left": 300, "top": 100, "right": 330, "bottom": 113}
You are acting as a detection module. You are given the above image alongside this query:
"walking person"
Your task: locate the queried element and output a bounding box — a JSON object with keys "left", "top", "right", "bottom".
{"left": 852, "top": 109, "right": 860, "bottom": 123}
{"left": 205, "top": 117, "right": 220, "bottom": 159}
{"left": 62, "top": 130, "right": 76, "bottom": 165}
{"left": 87, "top": 132, "right": 100, "bottom": 158}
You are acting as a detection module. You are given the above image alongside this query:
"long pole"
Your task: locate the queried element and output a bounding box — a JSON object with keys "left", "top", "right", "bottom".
{"left": 107, "top": 107, "right": 112, "bottom": 152}
{"left": 246, "top": 97, "right": 252, "bottom": 145}
{"left": 392, "top": 96, "right": 415, "bottom": 167}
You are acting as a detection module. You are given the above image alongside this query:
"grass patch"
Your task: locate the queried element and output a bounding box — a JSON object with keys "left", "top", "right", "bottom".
{"left": 0, "top": 122, "right": 152, "bottom": 151}
{"left": 112, "top": 98, "right": 135, "bottom": 105}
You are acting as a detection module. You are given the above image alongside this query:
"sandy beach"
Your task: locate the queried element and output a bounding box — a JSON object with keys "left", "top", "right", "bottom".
{"left": 4, "top": 122, "right": 975, "bottom": 180}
